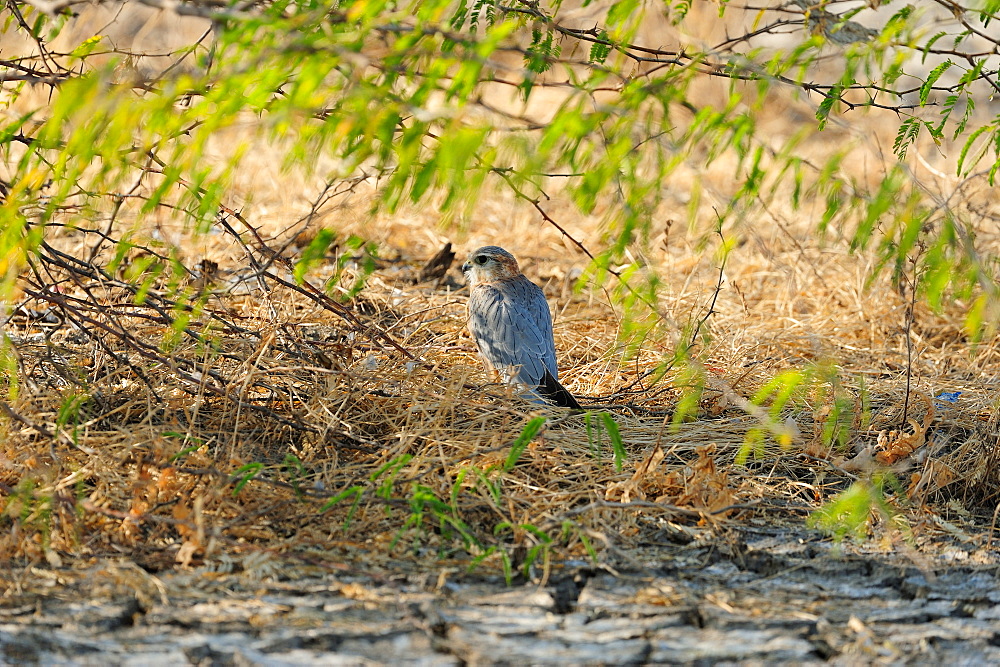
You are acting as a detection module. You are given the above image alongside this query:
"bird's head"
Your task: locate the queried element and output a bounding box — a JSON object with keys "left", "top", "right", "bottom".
{"left": 462, "top": 246, "right": 521, "bottom": 286}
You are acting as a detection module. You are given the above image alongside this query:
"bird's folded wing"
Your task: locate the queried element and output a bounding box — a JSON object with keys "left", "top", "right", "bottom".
{"left": 468, "top": 282, "right": 557, "bottom": 387}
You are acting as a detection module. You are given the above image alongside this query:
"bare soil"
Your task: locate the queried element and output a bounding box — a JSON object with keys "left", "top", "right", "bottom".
{"left": 4, "top": 522, "right": 1000, "bottom": 665}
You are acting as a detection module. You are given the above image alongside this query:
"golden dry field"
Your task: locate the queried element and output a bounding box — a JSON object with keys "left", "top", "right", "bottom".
{"left": 2, "top": 3, "right": 1000, "bottom": 658}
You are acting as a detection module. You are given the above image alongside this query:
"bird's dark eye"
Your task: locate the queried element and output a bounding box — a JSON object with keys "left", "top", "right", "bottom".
{"left": 474, "top": 255, "right": 488, "bottom": 265}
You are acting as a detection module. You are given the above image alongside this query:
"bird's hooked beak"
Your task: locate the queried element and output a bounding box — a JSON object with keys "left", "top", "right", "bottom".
{"left": 461, "top": 261, "right": 471, "bottom": 274}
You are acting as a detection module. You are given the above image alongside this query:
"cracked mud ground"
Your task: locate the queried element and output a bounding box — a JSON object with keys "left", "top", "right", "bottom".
{"left": 4, "top": 525, "right": 1000, "bottom": 665}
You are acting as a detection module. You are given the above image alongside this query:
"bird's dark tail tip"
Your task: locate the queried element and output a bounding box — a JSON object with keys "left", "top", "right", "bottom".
{"left": 539, "top": 370, "right": 584, "bottom": 411}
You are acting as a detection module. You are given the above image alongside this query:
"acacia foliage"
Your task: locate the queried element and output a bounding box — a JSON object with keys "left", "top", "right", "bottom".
{"left": 1, "top": 0, "right": 999, "bottom": 334}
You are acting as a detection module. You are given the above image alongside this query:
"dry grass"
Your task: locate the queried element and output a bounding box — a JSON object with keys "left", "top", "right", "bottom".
{"left": 3, "top": 159, "right": 998, "bottom": 576}
{"left": 2, "top": 7, "right": 1000, "bottom": 579}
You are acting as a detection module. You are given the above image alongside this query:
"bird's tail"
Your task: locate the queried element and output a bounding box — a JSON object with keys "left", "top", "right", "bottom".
{"left": 538, "top": 370, "right": 583, "bottom": 410}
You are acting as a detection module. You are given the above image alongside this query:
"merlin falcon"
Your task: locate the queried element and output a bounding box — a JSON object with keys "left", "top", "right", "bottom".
{"left": 462, "top": 246, "right": 582, "bottom": 409}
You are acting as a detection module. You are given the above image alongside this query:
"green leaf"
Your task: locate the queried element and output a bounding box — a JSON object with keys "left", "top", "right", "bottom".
{"left": 892, "top": 117, "right": 921, "bottom": 160}
{"left": 371, "top": 455, "right": 412, "bottom": 500}
{"left": 815, "top": 85, "right": 842, "bottom": 129}
{"left": 807, "top": 478, "right": 894, "bottom": 542}
{"left": 607, "top": 0, "right": 641, "bottom": 27}
{"left": 504, "top": 417, "right": 547, "bottom": 472}
{"left": 599, "top": 412, "right": 627, "bottom": 471}
{"left": 320, "top": 485, "right": 363, "bottom": 513}
{"left": 69, "top": 34, "right": 103, "bottom": 59}
{"left": 957, "top": 125, "right": 991, "bottom": 175}
{"left": 919, "top": 60, "right": 952, "bottom": 106}
{"left": 169, "top": 442, "right": 207, "bottom": 462}
{"left": 231, "top": 463, "right": 264, "bottom": 495}
{"left": 320, "top": 486, "right": 364, "bottom": 531}
{"left": 294, "top": 229, "right": 336, "bottom": 283}
{"left": 588, "top": 31, "right": 612, "bottom": 63}
{"left": 921, "top": 32, "right": 948, "bottom": 63}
